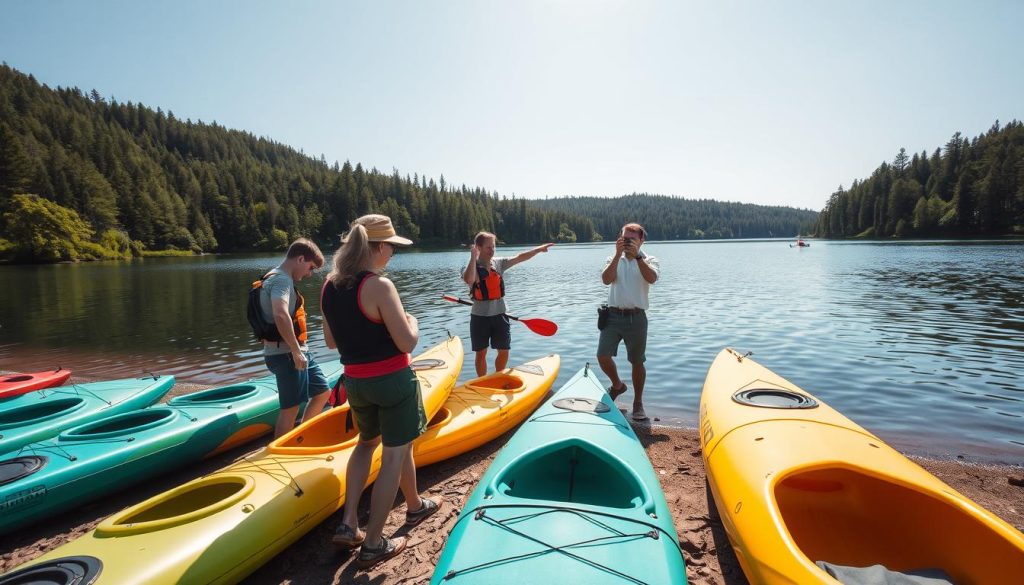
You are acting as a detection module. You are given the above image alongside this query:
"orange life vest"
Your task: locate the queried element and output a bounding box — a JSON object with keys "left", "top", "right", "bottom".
{"left": 471, "top": 264, "right": 505, "bottom": 301}
{"left": 249, "top": 275, "right": 308, "bottom": 344}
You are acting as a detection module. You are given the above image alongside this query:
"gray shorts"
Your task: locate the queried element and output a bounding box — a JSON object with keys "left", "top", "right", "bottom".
{"left": 597, "top": 311, "right": 648, "bottom": 364}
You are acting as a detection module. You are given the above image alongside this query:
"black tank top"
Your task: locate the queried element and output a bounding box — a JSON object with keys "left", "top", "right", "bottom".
{"left": 321, "top": 271, "right": 403, "bottom": 365}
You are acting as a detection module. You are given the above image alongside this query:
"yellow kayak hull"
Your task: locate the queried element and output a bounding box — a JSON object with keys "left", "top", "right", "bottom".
{"left": 6, "top": 337, "right": 462, "bottom": 585}
{"left": 413, "top": 354, "right": 560, "bottom": 467}
{"left": 700, "top": 348, "right": 1024, "bottom": 585}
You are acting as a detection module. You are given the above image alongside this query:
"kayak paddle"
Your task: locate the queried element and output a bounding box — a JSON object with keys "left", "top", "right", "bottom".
{"left": 441, "top": 295, "right": 558, "bottom": 337}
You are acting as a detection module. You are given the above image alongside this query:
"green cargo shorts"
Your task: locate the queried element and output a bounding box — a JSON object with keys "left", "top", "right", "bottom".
{"left": 344, "top": 367, "right": 427, "bottom": 447}
{"left": 597, "top": 311, "right": 648, "bottom": 364}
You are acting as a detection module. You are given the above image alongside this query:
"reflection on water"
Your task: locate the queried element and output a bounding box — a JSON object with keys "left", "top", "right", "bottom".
{"left": 1, "top": 240, "right": 1022, "bottom": 463}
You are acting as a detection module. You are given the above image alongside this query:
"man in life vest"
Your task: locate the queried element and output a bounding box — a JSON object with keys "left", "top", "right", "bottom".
{"left": 462, "top": 232, "right": 553, "bottom": 376}
{"left": 258, "top": 238, "right": 331, "bottom": 437}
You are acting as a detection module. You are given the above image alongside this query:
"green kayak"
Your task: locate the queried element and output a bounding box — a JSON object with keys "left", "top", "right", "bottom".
{"left": 431, "top": 365, "right": 688, "bottom": 585}
{"left": 0, "top": 364, "right": 340, "bottom": 535}
{"left": 0, "top": 375, "right": 174, "bottom": 454}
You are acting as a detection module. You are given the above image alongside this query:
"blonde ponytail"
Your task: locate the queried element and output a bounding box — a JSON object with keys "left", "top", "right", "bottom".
{"left": 329, "top": 224, "right": 372, "bottom": 288}
{"left": 329, "top": 216, "right": 397, "bottom": 287}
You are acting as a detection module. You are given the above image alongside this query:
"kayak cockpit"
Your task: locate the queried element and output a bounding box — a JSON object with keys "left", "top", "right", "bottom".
{"left": 0, "top": 375, "right": 32, "bottom": 383}
{"left": 0, "top": 555, "right": 102, "bottom": 584}
{"left": 426, "top": 407, "right": 452, "bottom": 431}
{"left": 269, "top": 406, "right": 361, "bottom": 454}
{"left": 97, "top": 475, "right": 254, "bottom": 535}
{"left": 60, "top": 408, "right": 177, "bottom": 440}
{"left": 0, "top": 455, "right": 48, "bottom": 485}
{"left": 0, "top": 398, "right": 86, "bottom": 429}
{"left": 467, "top": 373, "right": 525, "bottom": 393}
{"left": 492, "top": 440, "right": 647, "bottom": 509}
{"left": 775, "top": 467, "right": 1023, "bottom": 583}
{"left": 168, "top": 383, "right": 260, "bottom": 405}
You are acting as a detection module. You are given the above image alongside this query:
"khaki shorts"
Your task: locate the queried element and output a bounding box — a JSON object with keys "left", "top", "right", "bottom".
{"left": 597, "top": 311, "right": 648, "bottom": 364}
{"left": 345, "top": 367, "right": 427, "bottom": 447}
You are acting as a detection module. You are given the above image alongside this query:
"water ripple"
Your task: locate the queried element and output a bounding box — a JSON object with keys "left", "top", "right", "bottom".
{"left": 1, "top": 241, "right": 1022, "bottom": 463}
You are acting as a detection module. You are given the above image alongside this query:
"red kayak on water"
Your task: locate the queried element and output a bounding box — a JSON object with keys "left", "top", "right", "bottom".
{"left": 0, "top": 367, "right": 72, "bottom": 399}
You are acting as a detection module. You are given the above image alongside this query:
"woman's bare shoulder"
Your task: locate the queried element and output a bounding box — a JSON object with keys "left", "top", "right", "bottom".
{"left": 361, "top": 273, "right": 396, "bottom": 293}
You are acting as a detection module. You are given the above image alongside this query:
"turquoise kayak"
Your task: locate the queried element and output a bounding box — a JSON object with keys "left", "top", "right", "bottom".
{"left": 0, "top": 365, "right": 340, "bottom": 535}
{"left": 431, "top": 365, "right": 688, "bottom": 585}
{"left": 0, "top": 375, "right": 174, "bottom": 454}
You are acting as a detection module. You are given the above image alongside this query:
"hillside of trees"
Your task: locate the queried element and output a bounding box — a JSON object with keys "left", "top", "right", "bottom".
{"left": 532, "top": 194, "right": 818, "bottom": 240}
{"left": 816, "top": 121, "right": 1024, "bottom": 238}
{"left": 0, "top": 64, "right": 598, "bottom": 262}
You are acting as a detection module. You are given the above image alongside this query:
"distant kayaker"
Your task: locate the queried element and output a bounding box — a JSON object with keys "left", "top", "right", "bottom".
{"left": 321, "top": 214, "right": 440, "bottom": 569}
{"left": 598, "top": 223, "right": 659, "bottom": 422}
{"left": 462, "top": 232, "right": 553, "bottom": 376}
{"left": 253, "top": 238, "right": 332, "bottom": 438}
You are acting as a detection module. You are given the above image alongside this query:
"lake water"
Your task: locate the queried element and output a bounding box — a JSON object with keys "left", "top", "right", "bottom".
{"left": 1, "top": 239, "right": 1021, "bottom": 464}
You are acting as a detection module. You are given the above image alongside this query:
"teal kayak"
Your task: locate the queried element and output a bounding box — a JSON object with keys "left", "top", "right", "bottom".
{"left": 431, "top": 365, "right": 688, "bottom": 585}
{"left": 0, "top": 365, "right": 339, "bottom": 535}
{"left": 0, "top": 375, "right": 174, "bottom": 454}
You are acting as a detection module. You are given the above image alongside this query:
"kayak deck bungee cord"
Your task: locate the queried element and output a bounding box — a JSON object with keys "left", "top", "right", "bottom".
{"left": 0, "top": 375, "right": 174, "bottom": 454}
{"left": 412, "top": 354, "right": 560, "bottom": 467}
{"left": 0, "top": 366, "right": 341, "bottom": 535}
{"left": 431, "top": 363, "right": 687, "bottom": 585}
{"left": 1, "top": 337, "right": 461, "bottom": 585}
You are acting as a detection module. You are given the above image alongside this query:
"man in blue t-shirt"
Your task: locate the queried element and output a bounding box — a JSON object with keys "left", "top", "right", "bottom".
{"left": 259, "top": 238, "right": 331, "bottom": 437}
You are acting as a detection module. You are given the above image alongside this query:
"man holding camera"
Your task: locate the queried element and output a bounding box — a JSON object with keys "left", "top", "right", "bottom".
{"left": 598, "top": 222, "right": 659, "bottom": 422}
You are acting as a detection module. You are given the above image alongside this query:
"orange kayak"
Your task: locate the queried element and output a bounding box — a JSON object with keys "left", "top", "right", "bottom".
{"left": 413, "top": 354, "right": 560, "bottom": 467}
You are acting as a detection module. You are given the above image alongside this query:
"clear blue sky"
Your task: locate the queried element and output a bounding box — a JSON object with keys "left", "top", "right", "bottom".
{"left": 3, "top": 1, "right": 1022, "bottom": 211}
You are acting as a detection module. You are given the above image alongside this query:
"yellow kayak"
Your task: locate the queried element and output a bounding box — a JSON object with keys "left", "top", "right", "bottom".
{"left": 413, "top": 353, "right": 559, "bottom": 467}
{"left": 700, "top": 348, "right": 1024, "bottom": 584}
{"left": 3, "top": 337, "right": 462, "bottom": 585}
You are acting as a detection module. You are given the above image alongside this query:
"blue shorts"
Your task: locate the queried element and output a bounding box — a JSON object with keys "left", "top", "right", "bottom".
{"left": 264, "top": 352, "right": 330, "bottom": 409}
{"left": 470, "top": 314, "right": 511, "bottom": 352}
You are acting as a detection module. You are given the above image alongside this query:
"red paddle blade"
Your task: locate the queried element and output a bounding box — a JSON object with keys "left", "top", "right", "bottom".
{"left": 520, "top": 318, "right": 558, "bottom": 337}
{"left": 442, "top": 294, "right": 473, "bottom": 307}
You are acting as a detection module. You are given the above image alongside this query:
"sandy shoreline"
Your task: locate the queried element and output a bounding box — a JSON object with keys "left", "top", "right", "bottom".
{"left": 1, "top": 420, "right": 1021, "bottom": 584}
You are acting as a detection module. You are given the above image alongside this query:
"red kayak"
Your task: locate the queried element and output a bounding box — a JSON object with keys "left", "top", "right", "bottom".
{"left": 0, "top": 368, "right": 72, "bottom": 399}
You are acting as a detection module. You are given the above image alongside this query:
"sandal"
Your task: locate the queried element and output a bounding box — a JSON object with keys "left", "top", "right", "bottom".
{"left": 355, "top": 535, "right": 407, "bottom": 570}
{"left": 331, "top": 523, "right": 364, "bottom": 549}
{"left": 405, "top": 496, "right": 443, "bottom": 527}
{"left": 631, "top": 406, "right": 649, "bottom": 422}
{"left": 607, "top": 383, "right": 628, "bottom": 401}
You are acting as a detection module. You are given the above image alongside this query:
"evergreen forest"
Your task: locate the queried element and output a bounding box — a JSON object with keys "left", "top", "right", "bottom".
{"left": 533, "top": 194, "right": 818, "bottom": 240}
{"left": 1, "top": 64, "right": 820, "bottom": 263}
{"left": 0, "top": 64, "right": 597, "bottom": 262}
{"left": 816, "top": 121, "right": 1024, "bottom": 238}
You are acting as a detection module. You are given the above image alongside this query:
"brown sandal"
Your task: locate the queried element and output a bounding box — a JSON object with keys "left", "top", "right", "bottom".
{"left": 405, "top": 497, "right": 443, "bottom": 527}
{"left": 355, "top": 536, "right": 407, "bottom": 570}
{"left": 331, "top": 523, "right": 364, "bottom": 549}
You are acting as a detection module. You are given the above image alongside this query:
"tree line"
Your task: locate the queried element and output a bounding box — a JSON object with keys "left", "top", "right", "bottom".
{"left": 816, "top": 121, "right": 1024, "bottom": 238}
{"left": 0, "top": 64, "right": 598, "bottom": 262}
{"left": 533, "top": 194, "right": 818, "bottom": 240}
{"left": 0, "top": 63, "right": 824, "bottom": 264}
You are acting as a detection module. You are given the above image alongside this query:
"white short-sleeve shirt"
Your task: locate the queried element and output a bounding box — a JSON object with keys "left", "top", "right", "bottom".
{"left": 605, "top": 254, "right": 659, "bottom": 310}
